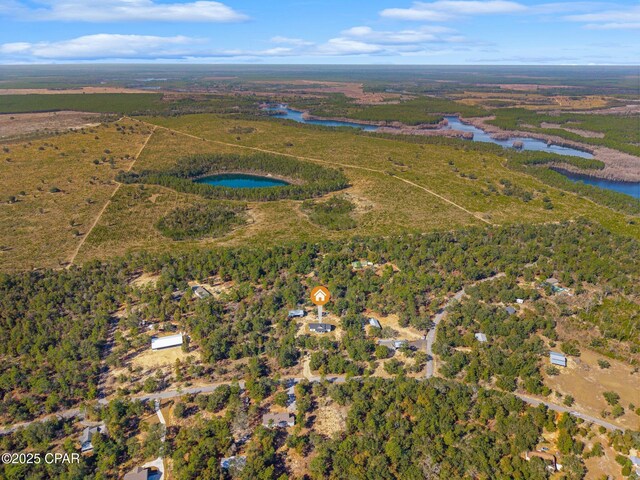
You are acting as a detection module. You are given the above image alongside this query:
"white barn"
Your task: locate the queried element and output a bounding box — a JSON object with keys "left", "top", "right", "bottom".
{"left": 151, "top": 333, "right": 184, "bottom": 350}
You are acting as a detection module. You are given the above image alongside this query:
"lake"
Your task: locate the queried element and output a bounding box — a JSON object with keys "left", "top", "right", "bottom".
{"left": 266, "top": 105, "right": 378, "bottom": 131}
{"left": 195, "top": 173, "right": 289, "bottom": 188}
{"left": 554, "top": 170, "right": 640, "bottom": 199}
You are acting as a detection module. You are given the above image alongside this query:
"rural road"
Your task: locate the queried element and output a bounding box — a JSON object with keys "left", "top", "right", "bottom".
{"left": 425, "top": 272, "right": 505, "bottom": 378}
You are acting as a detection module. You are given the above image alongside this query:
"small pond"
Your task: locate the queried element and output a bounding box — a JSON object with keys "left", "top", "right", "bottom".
{"left": 195, "top": 173, "right": 289, "bottom": 189}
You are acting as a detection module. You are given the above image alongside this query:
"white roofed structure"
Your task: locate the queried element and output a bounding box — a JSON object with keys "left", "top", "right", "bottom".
{"left": 151, "top": 333, "right": 184, "bottom": 350}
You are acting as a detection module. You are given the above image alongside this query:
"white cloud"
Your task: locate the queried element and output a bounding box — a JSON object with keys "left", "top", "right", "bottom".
{"left": 0, "top": 34, "right": 201, "bottom": 60}
{"left": 270, "top": 36, "right": 314, "bottom": 46}
{"left": 381, "top": 1, "right": 526, "bottom": 20}
{"left": 341, "top": 25, "right": 456, "bottom": 44}
{"left": 566, "top": 5, "right": 640, "bottom": 29}
{"left": 13, "top": 0, "right": 247, "bottom": 22}
{"left": 316, "top": 38, "right": 383, "bottom": 56}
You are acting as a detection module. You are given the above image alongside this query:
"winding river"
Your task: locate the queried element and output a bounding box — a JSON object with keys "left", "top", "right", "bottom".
{"left": 266, "top": 105, "right": 639, "bottom": 199}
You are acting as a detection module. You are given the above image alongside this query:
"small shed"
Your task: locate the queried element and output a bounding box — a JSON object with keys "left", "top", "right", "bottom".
{"left": 309, "top": 323, "right": 334, "bottom": 333}
{"left": 288, "top": 309, "right": 306, "bottom": 318}
{"left": 550, "top": 351, "right": 567, "bottom": 367}
{"left": 474, "top": 333, "right": 487, "bottom": 343}
{"left": 262, "top": 412, "right": 295, "bottom": 428}
{"left": 192, "top": 285, "right": 211, "bottom": 299}
{"left": 516, "top": 298, "right": 524, "bottom": 304}
{"left": 505, "top": 306, "right": 517, "bottom": 315}
{"left": 368, "top": 318, "right": 381, "bottom": 329}
{"left": 151, "top": 333, "right": 184, "bottom": 350}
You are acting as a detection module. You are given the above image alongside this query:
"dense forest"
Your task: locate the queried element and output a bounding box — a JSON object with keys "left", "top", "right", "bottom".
{"left": 117, "top": 153, "right": 350, "bottom": 201}
{"left": 1, "top": 219, "right": 638, "bottom": 424}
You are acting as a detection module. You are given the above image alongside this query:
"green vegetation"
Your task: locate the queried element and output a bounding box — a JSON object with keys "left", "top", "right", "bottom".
{"left": 488, "top": 108, "right": 640, "bottom": 156}
{"left": 118, "top": 153, "right": 349, "bottom": 201}
{"left": 156, "top": 202, "right": 246, "bottom": 240}
{"left": 290, "top": 95, "right": 489, "bottom": 125}
{"left": 301, "top": 195, "right": 356, "bottom": 230}
{"left": 0, "top": 93, "right": 163, "bottom": 114}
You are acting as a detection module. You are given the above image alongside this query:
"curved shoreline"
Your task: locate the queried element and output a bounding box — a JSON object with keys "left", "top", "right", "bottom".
{"left": 263, "top": 104, "right": 640, "bottom": 183}
{"left": 461, "top": 116, "right": 640, "bottom": 182}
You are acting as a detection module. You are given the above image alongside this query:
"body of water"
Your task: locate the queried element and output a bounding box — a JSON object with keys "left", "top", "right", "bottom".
{"left": 264, "top": 105, "right": 638, "bottom": 199}
{"left": 266, "top": 105, "right": 378, "bottom": 131}
{"left": 443, "top": 116, "right": 594, "bottom": 159}
{"left": 554, "top": 170, "right": 640, "bottom": 199}
{"left": 195, "top": 173, "right": 289, "bottom": 188}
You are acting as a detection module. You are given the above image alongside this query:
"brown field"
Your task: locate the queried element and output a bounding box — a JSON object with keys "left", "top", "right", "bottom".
{"left": 0, "top": 118, "right": 151, "bottom": 270}
{"left": 313, "top": 400, "right": 348, "bottom": 437}
{"left": 542, "top": 348, "right": 640, "bottom": 431}
{"left": 0, "top": 111, "right": 103, "bottom": 139}
{"left": 366, "top": 310, "right": 424, "bottom": 340}
{"left": 0, "top": 87, "right": 153, "bottom": 95}
{"left": 132, "top": 345, "right": 193, "bottom": 370}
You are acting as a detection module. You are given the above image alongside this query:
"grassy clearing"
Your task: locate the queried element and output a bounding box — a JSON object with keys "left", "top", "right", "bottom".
{"left": 0, "top": 118, "right": 151, "bottom": 270}
{"left": 3, "top": 113, "right": 638, "bottom": 269}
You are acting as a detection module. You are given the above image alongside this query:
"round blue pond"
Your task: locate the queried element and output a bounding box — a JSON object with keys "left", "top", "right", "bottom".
{"left": 194, "top": 173, "right": 289, "bottom": 188}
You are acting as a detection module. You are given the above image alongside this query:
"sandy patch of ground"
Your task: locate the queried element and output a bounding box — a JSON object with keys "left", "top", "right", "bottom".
{"left": 539, "top": 122, "right": 605, "bottom": 138}
{"left": 0, "top": 87, "right": 153, "bottom": 95}
{"left": 313, "top": 401, "right": 347, "bottom": 437}
{"left": 255, "top": 80, "right": 405, "bottom": 104}
{"left": 543, "top": 348, "right": 640, "bottom": 430}
{"left": 132, "top": 346, "right": 193, "bottom": 369}
{"left": 366, "top": 310, "right": 424, "bottom": 340}
{"left": 0, "top": 111, "right": 103, "bottom": 138}
{"left": 132, "top": 272, "right": 161, "bottom": 287}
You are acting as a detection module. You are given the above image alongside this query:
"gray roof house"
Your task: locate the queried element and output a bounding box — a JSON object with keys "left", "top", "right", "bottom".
{"left": 123, "top": 466, "right": 152, "bottom": 480}
{"left": 377, "top": 339, "right": 408, "bottom": 350}
{"left": 288, "top": 309, "right": 306, "bottom": 318}
{"left": 368, "top": 318, "right": 382, "bottom": 329}
{"left": 550, "top": 351, "right": 567, "bottom": 367}
{"left": 220, "top": 455, "right": 247, "bottom": 471}
{"left": 192, "top": 285, "right": 211, "bottom": 299}
{"left": 79, "top": 425, "right": 107, "bottom": 453}
{"left": 505, "top": 306, "right": 517, "bottom": 315}
{"left": 262, "top": 412, "right": 295, "bottom": 428}
{"left": 474, "top": 333, "right": 488, "bottom": 343}
{"left": 309, "top": 323, "right": 334, "bottom": 333}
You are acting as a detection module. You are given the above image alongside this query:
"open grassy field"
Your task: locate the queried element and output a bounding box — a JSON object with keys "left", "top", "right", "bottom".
{"left": 2, "top": 112, "right": 638, "bottom": 270}
{"left": 0, "top": 118, "right": 152, "bottom": 270}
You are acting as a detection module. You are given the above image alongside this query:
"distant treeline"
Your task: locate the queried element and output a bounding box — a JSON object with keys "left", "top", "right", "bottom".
{"left": 117, "top": 153, "right": 349, "bottom": 201}
{"left": 289, "top": 94, "right": 489, "bottom": 126}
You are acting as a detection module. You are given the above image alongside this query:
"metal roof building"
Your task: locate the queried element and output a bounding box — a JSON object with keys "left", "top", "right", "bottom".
{"left": 288, "top": 309, "right": 306, "bottom": 318}
{"left": 475, "top": 333, "right": 487, "bottom": 343}
{"left": 151, "top": 333, "right": 184, "bottom": 350}
{"left": 368, "top": 318, "right": 381, "bottom": 329}
{"left": 549, "top": 351, "right": 567, "bottom": 367}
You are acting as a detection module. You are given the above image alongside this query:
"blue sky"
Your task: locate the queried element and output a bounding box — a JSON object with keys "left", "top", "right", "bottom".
{"left": 1, "top": 0, "right": 639, "bottom": 64}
